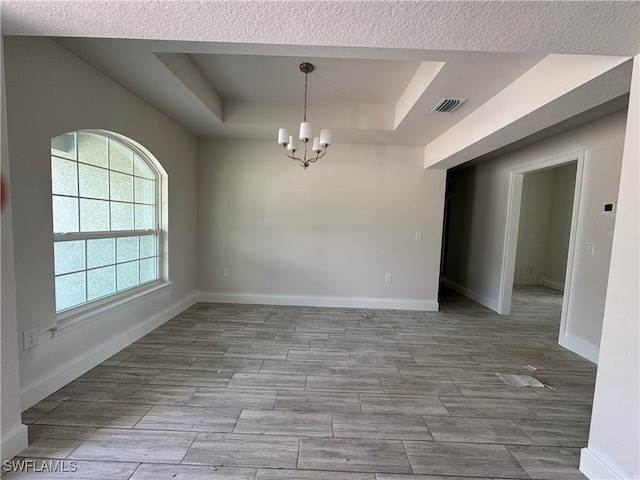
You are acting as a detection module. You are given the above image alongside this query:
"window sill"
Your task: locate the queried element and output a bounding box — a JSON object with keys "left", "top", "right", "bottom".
{"left": 51, "top": 281, "right": 173, "bottom": 337}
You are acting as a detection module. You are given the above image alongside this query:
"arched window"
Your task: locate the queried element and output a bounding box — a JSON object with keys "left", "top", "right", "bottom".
{"left": 51, "top": 131, "right": 161, "bottom": 313}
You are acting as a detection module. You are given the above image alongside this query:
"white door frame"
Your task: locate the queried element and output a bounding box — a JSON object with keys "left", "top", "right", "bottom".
{"left": 498, "top": 151, "right": 585, "bottom": 348}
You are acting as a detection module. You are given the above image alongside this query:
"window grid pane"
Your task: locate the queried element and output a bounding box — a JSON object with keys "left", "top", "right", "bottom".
{"left": 54, "top": 240, "right": 86, "bottom": 275}
{"left": 55, "top": 272, "right": 87, "bottom": 311}
{"left": 52, "top": 131, "right": 160, "bottom": 313}
{"left": 52, "top": 196, "right": 80, "bottom": 233}
{"left": 87, "top": 266, "right": 116, "bottom": 301}
{"left": 51, "top": 133, "right": 77, "bottom": 161}
{"left": 87, "top": 238, "right": 115, "bottom": 269}
{"left": 52, "top": 157, "right": 78, "bottom": 196}
{"left": 80, "top": 198, "right": 110, "bottom": 232}
{"left": 117, "top": 260, "right": 140, "bottom": 291}
{"left": 109, "top": 139, "right": 134, "bottom": 174}
{"left": 78, "top": 132, "right": 108, "bottom": 167}
{"left": 54, "top": 233, "right": 159, "bottom": 312}
{"left": 79, "top": 163, "right": 110, "bottom": 200}
{"left": 111, "top": 202, "right": 134, "bottom": 231}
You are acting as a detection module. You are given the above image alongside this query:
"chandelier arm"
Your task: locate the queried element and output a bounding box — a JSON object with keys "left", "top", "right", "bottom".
{"left": 307, "top": 147, "right": 328, "bottom": 164}
{"left": 282, "top": 145, "right": 303, "bottom": 164}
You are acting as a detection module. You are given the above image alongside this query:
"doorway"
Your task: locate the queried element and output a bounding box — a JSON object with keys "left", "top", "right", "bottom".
{"left": 498, "top": 151, "right": 584, "bottom": 348}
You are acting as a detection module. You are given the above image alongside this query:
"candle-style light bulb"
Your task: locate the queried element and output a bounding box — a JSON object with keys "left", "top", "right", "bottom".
{"left": 299, "top": 122, "right": 312, "bottom": 142}
{"left": 320, "top": 129, "right": 331, "bottom": 147}
{"left": 287, "top": 135, "right": 298, "bottom": 152}
{"left": 278, "top": 128, "right": 289, "bottom": 146}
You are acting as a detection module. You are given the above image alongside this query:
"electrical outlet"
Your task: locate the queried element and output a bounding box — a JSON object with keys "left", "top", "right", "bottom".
{"left": 526, "top": 265, "right": 534, "bottom": 274}
{"left": 223, "top": 268, "right": 230, "bottom": 278}
{"left": 23, "top": 328, "right": 39, "bottom": 350}
{"left": 415, "top": 232, "right": 423, "bottom": 241}
{"left": 385, "top": 274, "right": 393, "bottom": 283}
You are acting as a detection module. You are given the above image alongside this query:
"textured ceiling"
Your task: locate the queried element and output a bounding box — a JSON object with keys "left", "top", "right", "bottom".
{"left": 3, "top": 1, "right": 639, "bottom": 55}
{"left": 2, "top": 1, "right": 638, "bottom": 168}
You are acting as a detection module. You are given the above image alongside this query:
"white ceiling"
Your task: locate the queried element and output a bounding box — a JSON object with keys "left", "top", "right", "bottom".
{"left": 189, "top": 55, "right": 422, "bottom": 104}
{"left": 2, "top": 1, "right": 639, "bottom": 167}
{"left": 51, "top": 38, "right": 551, "bottom": 147}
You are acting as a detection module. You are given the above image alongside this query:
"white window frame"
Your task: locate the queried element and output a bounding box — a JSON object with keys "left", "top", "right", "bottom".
{"left": 51, "top": 130, "right": 167, "bottom": 332}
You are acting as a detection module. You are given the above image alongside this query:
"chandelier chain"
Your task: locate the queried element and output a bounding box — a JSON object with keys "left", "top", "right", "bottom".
{"left": 303, "top": 71, "right": 308, "bottom": 123}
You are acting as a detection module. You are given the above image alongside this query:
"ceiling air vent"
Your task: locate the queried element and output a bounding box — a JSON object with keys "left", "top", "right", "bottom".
{"left": 431, "top": 98, "right": 466, "bottom": 113}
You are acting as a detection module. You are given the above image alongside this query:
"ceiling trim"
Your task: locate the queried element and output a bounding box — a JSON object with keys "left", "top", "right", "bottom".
{"left": 155, "top": 53, "right": 224, "bottom": 123}
{"left": 424, "top": 55, "right": 633, "bottom": 169}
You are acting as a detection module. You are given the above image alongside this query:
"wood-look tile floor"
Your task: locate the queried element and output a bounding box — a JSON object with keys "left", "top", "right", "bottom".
{"left": 7, "top": 286, "right": 595, "bottom": 479}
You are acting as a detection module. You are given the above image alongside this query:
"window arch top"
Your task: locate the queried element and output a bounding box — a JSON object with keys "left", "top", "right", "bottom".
{"left": 51, "top": 131, "right": 158, "bottom": 234}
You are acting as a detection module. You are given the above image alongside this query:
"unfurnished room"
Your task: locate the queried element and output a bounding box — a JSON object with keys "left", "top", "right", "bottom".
{"left": 1, "top": 2, "right": 638, "bottom": 479}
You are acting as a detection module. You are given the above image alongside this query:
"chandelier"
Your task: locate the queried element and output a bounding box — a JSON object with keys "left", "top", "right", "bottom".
{"left": 277, "top": 63, "right": 331, "bottom": 169}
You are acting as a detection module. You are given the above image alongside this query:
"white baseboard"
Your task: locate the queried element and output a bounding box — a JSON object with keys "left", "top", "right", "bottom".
{"left": 543, "top": 278, "right": 565, "bottom": 291}
{"left": 198, "top": 291, "right": 438, "bottom": 312}
{"left": 20, "top": 290, "right": 198, "bottom": 410}
{"left": 442, "top": 279, "right": 500, "bottom": 312}
{"left": 562, "top": 333, "right": 600, "bottom": 364}
{"left": 580, "top": 447, "right": 625, "bottom": 479}
{"left": 1, "top": 423, "right": 28, "bottom": 463}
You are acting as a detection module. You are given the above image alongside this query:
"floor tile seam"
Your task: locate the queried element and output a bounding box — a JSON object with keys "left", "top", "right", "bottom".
{"left": 412, "top": 436, "right": 543, "bottom": 449}
{"left": 222, "top": 428, "right": 432, "bottom": 443}
{"left": 126, "top": 404, "right": 155, "bottom": 430}
{"left": 502, "top": 443, "right": 534, "bottom": 480}
{"left": 509, "top": 420, "right": 543, "bottom": 447}
{"left": 400, "top": 439, "right": 418, "bottom": 474}
{"left": 99, "top": 380, "right": 199, "bottom": 392}
{"left": 425, "top": 411, "right": 546, "bottom": 422}
{"left": 42, "top": 394, "right": 154, "bottom": 408}
{"left": 444, "top": 391, "right": 546, "bottom": 402}
{"left": 94, "top": 397, "right": 191, "bottom": 407}
{"left": 517, "top": 402, "right": 544, "bottom": 422}
{"left": 146, "top": 379, "right": 233, "bottom": 389}
{"left": 34, "top": 416, "right": 153, "bottom": 431}
{"left": 46, "top": 387, "right": 117, "bottom": 403}
{"left": 295, "top": 436, "right": 303, "bottom": 470}
{"left": 130, "top": 424, "right": 236, "bottom": 436}
{"left": 61, "top": 426, "right": 125, "bottom": 463}
{"left": 175, "top": 429, "right": 201, "bottom": 466}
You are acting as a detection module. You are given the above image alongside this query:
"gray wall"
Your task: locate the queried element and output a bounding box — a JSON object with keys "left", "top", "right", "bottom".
{"left": 514, "top": 163, "right": 576, "bottom": 289}
{"left": 544, "top": 163, "right": 577, "bottom": 288}
{"left": 1, "top": 34, "right": 28, "bottom": 461}
{"left": 3, "top": 37, "right": 200, "bottom": 409}
{"left": 445, "top": 111, "right": 626, "bottom": 360}
{"left": 198, "top": 139, "right": 446, "bottom": 310}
